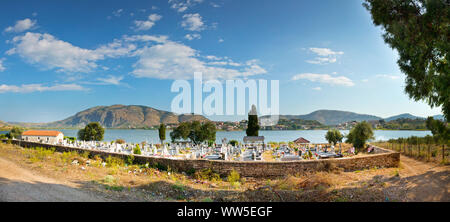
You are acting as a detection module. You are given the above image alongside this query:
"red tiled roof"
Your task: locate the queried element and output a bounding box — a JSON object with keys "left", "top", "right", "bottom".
{"left": 22, "top": 130, "right": 63, "bottom": 137}
{"left": 293, "top": 137, "right": 310, "bottom": 144}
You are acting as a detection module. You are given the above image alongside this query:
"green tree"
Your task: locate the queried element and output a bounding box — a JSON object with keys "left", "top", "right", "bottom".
{"left": 325, "top": 129, "right": 343, "bottom": 145}
{"left": 6, "top": 126, "right": 24, "bottom": 139}
{"left": 77, "top": 122, "right": 104, "bottom": 141}
{"left": 246, "top": 105, "right": 260, "bottom": 136}
{"left": 426, "top": 117, "right": 449, "bottom": 142}
{"left": 159, "top": 123, "right": 166, "bottom": 144}
{"left": 363, "top": 0, "right": 450, "bottom": 120}
{"left": 346, "top": 121, "right": 374, "bottom": 152}
{"left": 133, "top": 144, "right": 142, "bottom": 155}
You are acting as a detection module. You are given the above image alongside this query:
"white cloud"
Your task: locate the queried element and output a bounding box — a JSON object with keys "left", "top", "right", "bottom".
{"left": 292, "top": 73, "right": 354, "bottom": 87}
{"left": 4, "top": 18, "right": 37, "bottom": 33}
{"left": 0, "top": 83, "right": 85, "bottom": 93}
{"left": 97, "top": 75, "right": 124, "bottom": 85}
{"left": 131, "top": 41, "right": 266, "bottom": 80}
{"left": 181, "top": 13, "right": 204, "bottom": 31}
{"left": 376, "top": 74, "right": 401, "bottom": 80}
{"left": 218, "top": 38, "right": 224, "bottom": 43}
{"left": 312, "top": 87, "right": 322, "bottom": 91}
{"left": 306, "top": 47, "right": 343, "bottom": 65}
{"left": 6, "top": 32, "right": 137, "bottom": 73}
{"left": 309, "top": 48, "right": 343, "bottom": 56}
{"left": 133, "top": 13, "right": 162, "bottom": 31}
{"left": 184, "top": 33, "right": 201, "bottom": 40}
{"left": 169, "top": 0, "right": 204, "bottom": 12}
{"left": 112, "top": 9, "right": 123, "bottom": 17}
{"left": 123, "top": 34, "right": 168, "bottom": 43}
{"left": 0, "top": 58, "right": 5, "bottom": 72}
{"left": 362, "top": 79, "right": 369, "bottom": 82}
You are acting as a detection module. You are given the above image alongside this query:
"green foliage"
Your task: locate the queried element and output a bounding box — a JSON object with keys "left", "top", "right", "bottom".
{"left": 426, "top": 117, "right": 449, "bottom": 142}
{"left": 363, "top": 0, "right": 450, "bottom": 120}
{"left": 64, "top": 136, "right": 76, "bottom": 142}
{"left": 106, "top": 155, "right": 124, "bottom": 167}
{"left": 159, "top": 123, "right": 166, "bottom": 143}
{"left": 346, "top": 121, "right": 374, "bottom": 151}
{"left": 126, "top": 155, "right": 135, "bottom": 165}
{"left": 227, "top": 169, "right": 241, "bottom": 183}
{"left": 6, "top": 126, "right": 23, "bottom": 139}
{"left": 0, "top": 134, "right": 7, "bottom": 140}
{"left": 171, "top": 121, "right": 216, "bottom": 145}
{"left": 229, "top": 140, "right": 239, "bottom": 146}
{"left": 133, "top": 144, "right": 142, "bottom": 155}
{"left": 246, "top": 114, "right": 260, "bottom": 136}
{"left": 77, "top": 122, "right": 105, "bottom": 141}
{"left": 194, "top": 168, "right": 221, "bottom": 182}
{"left": 325, "top": 129, "right": 344, "bottom": 145}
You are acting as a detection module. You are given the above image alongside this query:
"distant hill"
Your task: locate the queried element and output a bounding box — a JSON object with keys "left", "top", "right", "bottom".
{"left": 261, "top": 110, "right": 382, "bottom": 126}
{"left": 384, "top": 113, "right": 425, "bottom": 122}
{"left": 16, "top": 105, "right": 210, "bottom": 129}
{"left": 0, "top": 120, "right": 11, "bottom": 130}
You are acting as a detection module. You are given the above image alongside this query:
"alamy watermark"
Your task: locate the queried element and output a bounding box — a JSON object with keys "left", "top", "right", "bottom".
{"left": 170, "top": 72, "right": 280, "bottom": 126}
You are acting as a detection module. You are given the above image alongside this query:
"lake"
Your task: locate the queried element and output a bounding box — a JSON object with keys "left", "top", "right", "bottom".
{"left": 1, "top": 129, "right": 432, "bottom": 144}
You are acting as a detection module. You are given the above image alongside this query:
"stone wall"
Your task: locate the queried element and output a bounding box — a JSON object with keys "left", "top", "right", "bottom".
{"left": 5, "top": 140, "right": 400, "bottom": 178}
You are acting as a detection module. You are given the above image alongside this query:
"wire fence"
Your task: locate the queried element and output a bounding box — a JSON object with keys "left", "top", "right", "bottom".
{"left": 373, "top": 141, "right": 448, "bottom": 165}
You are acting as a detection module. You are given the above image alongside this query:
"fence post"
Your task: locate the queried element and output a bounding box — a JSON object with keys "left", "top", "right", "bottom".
{"left": 443, "top": 144, "right": 445, "bottom": 163}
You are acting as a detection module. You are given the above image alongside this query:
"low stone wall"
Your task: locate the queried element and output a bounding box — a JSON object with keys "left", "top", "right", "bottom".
{"left": 4, "top": 140, "right": 400, "bottom": 178}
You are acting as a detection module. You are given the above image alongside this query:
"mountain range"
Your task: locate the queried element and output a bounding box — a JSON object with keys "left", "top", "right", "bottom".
{"left": 9, "top": 105, "right": 209, "bottom": 129}
{"left": 3, "top": 105, "right": 446, "bottom": 129}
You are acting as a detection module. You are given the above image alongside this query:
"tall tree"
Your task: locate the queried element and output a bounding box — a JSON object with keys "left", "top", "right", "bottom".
{"left": 363, "top": 0, "right": 450, "bottom": 120}
{"left": 246, "top": 105, "right": 260, "bottom": 136}
{"left": 159, "top": 123, "right": 166, "bottom": 144}
{"left": 6, "top": 126, "right": 23, "bottom": 139}
{"left": 325, "top": 129, "right": 343, "bottom": 146}
{"left": 77, "top": 122, "right": 104, "bottom": 141}
{"left": 346, "top": 121, "right": 374, "bottom": 152}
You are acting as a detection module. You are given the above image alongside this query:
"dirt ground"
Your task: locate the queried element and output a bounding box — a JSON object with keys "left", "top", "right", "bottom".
{"left": 0, "top": 143, "right": 448, "bottom": 202}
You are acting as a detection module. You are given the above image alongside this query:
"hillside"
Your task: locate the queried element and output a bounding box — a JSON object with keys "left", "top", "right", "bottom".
{"left": 384, "top": 113, "right": 424, "bottom": 122}
{"left": 262, "top": 110, "right": 382, "bottom": 126}
{"left": 40, "top": 105, "right": 209, "bottom": 129}
{"left": 0, "top": 120, "right": 11, "bottom": 130}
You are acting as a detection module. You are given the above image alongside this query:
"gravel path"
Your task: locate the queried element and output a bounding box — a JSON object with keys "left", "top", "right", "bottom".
{"left": 0, "top": 157, "right": 106, "bottom": 202}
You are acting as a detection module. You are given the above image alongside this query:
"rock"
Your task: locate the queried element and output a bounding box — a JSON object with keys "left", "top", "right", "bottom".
{"left": 71, "top": 160, "right": 78, "bottom": 165}
{"left": 101, "top": 162, "right": 106, "bottom": 167}
{"left": 81, "top": 166, "right": 86, "bottom": 170}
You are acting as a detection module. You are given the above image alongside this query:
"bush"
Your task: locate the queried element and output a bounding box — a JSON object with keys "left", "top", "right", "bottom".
{"left": 133, "top": 144, "right": 142, "bottom": 155}
{"left": 126, "top": 155, "right": 134, "bottom": 165}
{"left": 227, "top": 169, "right": 240, "bottom": 183}
{"left": 194, "top": 168, "right": 221, "bottom": 182}
{"left": 106, "top": 155, "right": 124, "bottom": 167}
{"left": 229, "top": 140, "right": 239, "bottom": 146}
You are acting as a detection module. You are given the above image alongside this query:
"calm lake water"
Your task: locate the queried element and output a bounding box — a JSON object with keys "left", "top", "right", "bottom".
{"left": 1, "top": 129, "right": 432, "bottom": 144}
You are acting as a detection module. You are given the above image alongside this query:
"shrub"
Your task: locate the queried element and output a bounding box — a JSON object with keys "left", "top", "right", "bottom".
{"left": 194, "top": 168, "right": 221, "bottom": 182}
{"left": 227, "top": 169, "right": 240, "bottom": 183}
{"left": 229, "top": 140, "right": 239, "bottom": 146}
{"left": 126, "top": 155, "right": 135, "bottom": 165}
{"left": 106, "top": 155, "right": 124, "bottom": 167}
{"left": 133, "top": 144, "right": 141, "bottom": 155}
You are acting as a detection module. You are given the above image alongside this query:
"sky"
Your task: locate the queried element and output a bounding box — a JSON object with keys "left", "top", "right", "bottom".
{"left": 0, "top": 0, "right": 443, "bottom": 123}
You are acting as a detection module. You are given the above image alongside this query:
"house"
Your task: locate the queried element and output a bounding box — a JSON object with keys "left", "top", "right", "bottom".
{"left": 21, "top": 130, "right": 64, "bottom": 144}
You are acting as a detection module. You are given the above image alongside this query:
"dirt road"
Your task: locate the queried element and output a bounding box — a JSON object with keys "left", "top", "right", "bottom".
{"left": 396, "top": 155, "right": 449, "bottom": 201}
{"left": 0, "top": 157, "right": 107, "bottom": 202}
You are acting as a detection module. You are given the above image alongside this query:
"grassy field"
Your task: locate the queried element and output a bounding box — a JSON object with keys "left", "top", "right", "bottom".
{"left": 0, "top": 142, "right": 448, "bottom": 202}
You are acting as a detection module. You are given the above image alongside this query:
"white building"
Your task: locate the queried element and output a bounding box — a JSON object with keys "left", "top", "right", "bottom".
{"left": 21, "top": 130, "right": 64, "bottom": 144}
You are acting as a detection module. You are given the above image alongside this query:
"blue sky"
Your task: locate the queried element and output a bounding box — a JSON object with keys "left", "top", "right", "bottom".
{"left": 0, "top": 0, "right": 443, "bottom": 123}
